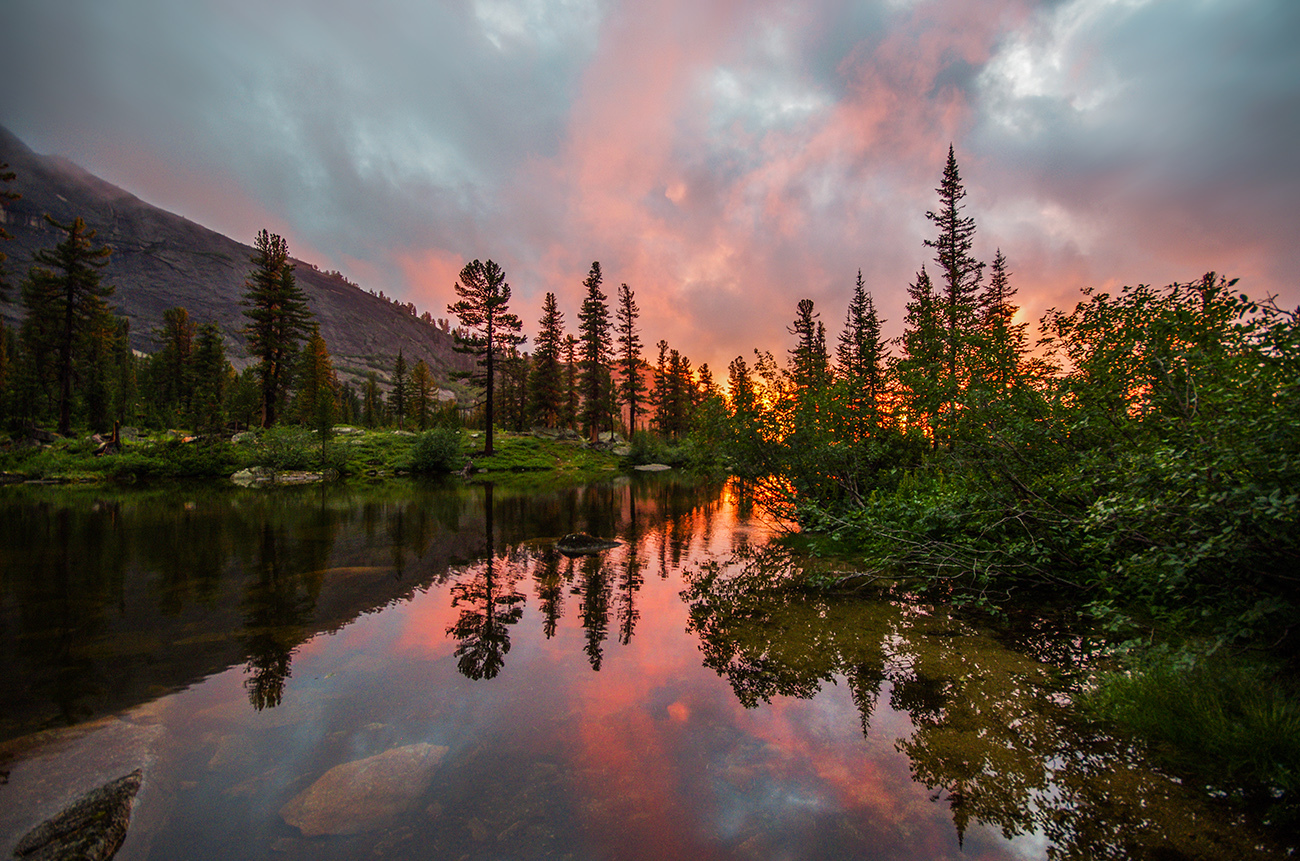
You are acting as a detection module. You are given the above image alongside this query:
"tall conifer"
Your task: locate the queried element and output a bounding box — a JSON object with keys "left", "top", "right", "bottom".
{"left": 528, "top": 292, "right": 565, "bottom": 427}
{"left": 448, "top": 258, "right": 523, "bottom": 455}
{"left": 615, "top": 283, "right": 643, "bottom": 434}
{"left": 576, "top": 262, "right": 612, "bottom": 439}
{"left": 242, "top": 229, "right": 312, "bottom": 428}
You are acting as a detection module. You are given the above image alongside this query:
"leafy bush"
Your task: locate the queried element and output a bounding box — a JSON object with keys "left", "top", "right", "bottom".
{"left": 406, "top": 428, "right": 463, "bottom": 474}
{"left": 256, "top": 427, "right": 317, "bottom": 470}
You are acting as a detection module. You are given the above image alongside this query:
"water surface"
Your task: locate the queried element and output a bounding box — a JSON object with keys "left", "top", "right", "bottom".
{"left": 0, "top": 476, "right": 1281, "bottom": 859}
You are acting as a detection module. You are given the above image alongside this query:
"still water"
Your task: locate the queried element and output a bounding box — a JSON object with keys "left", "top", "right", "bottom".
{"left": 0, "top": 476, "right": 1282, "bottom": 859}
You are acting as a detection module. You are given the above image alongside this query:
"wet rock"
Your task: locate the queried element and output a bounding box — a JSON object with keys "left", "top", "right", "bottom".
{"left": 12, "top": 769, "right": 143, "bottom": 861}
{"left": 231, "top": 466, "right": 274, "bottom": 486}
{"left": 279, "top": 743, "right": 449, "bottom": 837}
{"left": 555, "top": 533, "right": 621, "bottom": 556}
{"left": 633, "top": 463, "right": 671, "bottom": 472}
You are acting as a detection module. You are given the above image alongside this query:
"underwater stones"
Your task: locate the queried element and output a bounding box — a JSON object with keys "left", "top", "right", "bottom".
{"left": 279, "top": 743, "right": 449, "bottom": 837}
{"left": 633, "top": 463, "right": 671, "bottom": 472}
{"left": 12, "top": 769, "right": 143, "bottom": 861}
{"left": 555, "top": 533, "right": 622, "bottom": 556}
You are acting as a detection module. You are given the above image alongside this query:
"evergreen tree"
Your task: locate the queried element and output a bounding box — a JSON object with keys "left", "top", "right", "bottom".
{"left": 242, "top": 229, "right": 312, "bottom": 428}
{"left": 190, "top": 323, "right": 227, "bottom": 433}
{"left": 977, "top": 248, "right": 1026, "bottom": 392}
{"left": 893, "top": 266, "right": 944, "bottom": 441}
{"left": 577, "top": 262, "right": 613, "bottom": 440}
{"left": 362, "top": 371, "right": 381, "bottom": 428}
{"left": 410, "top": 358, "right": 434, "bottom": 430}
{"left": 923, "top": 145, "right": 984, "bottom": 442}
{"left": 19, "top": 215, "right": 115, "bottom": 435}
{"left": 787, "top": 299, "right": 829, "bottom": 439}
{"left": 652, "top": 339, "right": 669, "bottom": 434}
{"left": 562, "top": 334, "right": 578, "bottom": 430}
{"left": 389, "top": 349, "right": 408, "bottom": 429}
{"left": 293, "top": 326, "right": 338, "bottom": 458}
{"left": 615, "top": 283, "right": 644, "bottom": 434}
{"left": 528, "top": 292, "right": 565, "bottom": 428}
{"left": 447, "top": 258, "right": 523, "bottom": 456}
{"left": 153, "top": 307, "right": 197, "bottom": 423}
{"left": 836, "top": 270, "right": 887, "bottom": 437}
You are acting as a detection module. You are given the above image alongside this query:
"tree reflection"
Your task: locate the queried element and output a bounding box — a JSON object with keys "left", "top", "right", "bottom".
{"left": 446, "top": 484, "right": 525, "bottom": 680}
{"left": 239, "top": 508, "right": 331, "bottom": 710}
{"left": 683, "top": 542, "right": 1279, "bottom": 859}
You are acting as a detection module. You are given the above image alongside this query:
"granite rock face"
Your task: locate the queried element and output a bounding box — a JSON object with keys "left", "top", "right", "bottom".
{"left": 13, "top": 769, "right": 143, "bottom": 861}
{"left": 279, "top": 744, "right": 449, "bottom": 837}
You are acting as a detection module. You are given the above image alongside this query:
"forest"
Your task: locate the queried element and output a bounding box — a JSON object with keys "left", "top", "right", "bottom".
{"left": 2, "top": 147, "right": 1299, "bottom": 827}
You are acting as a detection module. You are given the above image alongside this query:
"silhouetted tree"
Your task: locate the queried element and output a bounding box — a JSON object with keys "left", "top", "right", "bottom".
{"left": 577, "top": 262, "right": 613, "bottom": 440}
{"left": 409, "top": 358, "right": 434, "bottom": 430}
{"left": 190, "top": 323, "right": 227, "bottom": 433}
{"left": 615, "top": 283, "right": 644, "bottom": 434}
{"left": 528, "top": 291, "right": 566, "bottom": 427}
{"left": 448, "top": 259, "right": 523, "bottom": 456}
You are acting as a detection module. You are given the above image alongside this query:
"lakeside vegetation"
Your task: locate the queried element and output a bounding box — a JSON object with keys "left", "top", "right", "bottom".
{"left": 2, "top": 148, "right": 1299, "bottom": 835}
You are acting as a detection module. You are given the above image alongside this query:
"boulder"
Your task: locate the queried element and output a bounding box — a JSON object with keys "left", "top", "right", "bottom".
{"left": 633, "top": 463, "right": 672, "bottom": 472}
{"left": 279, "top": 744, "right": 449, "bottom": 837}
{"left": 555, "top": 533, "right": 622, "bottom": 556}
{"left": 13, "top": 769, "right": 143, "bottom": 861}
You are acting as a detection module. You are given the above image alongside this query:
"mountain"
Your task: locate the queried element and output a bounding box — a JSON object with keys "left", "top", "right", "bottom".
{"left": 0, "top": 126, "right": 472, "bottom": 389}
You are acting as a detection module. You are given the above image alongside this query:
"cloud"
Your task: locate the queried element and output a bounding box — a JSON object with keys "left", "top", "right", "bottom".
{"left": 3, "top": 0, "right": 1297, "bottom": 373}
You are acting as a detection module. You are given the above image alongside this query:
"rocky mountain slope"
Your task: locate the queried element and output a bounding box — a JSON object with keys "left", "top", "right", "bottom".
{"left": 0, "top": 126, "right": 472, "bottom": 389}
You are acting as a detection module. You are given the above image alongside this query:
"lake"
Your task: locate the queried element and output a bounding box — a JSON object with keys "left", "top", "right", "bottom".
{"left": 0, "top": 475, "right": 1282, "bottom": 859}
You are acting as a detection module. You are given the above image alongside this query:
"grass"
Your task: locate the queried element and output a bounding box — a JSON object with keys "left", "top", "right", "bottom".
{"left": 1084, "top": 646, "right": 1300, "bottom": 828}
{"left": 0, "top": 425, "right": 624, "bottom": 486}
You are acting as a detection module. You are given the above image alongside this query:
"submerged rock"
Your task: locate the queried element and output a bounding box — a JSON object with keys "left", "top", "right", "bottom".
{"left": 633, "top": 463, "right": 671, "bottom": 472}
{"left": 279, "top": 743, "right": 449, "bottom": 837}
{"left": 555, "top": 533, "right": 622, "bottom": 556}
{"left": 13, "top": 769, "right": 143, "bottom": 861}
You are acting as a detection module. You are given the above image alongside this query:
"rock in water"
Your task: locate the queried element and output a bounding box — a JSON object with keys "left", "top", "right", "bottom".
{"left": 13, "top": 769, "right": 143, "bottom": 860}
{"left": 279, "top": 744, "right": 449, "bottom": 837}
{"left": 555, "top": 533, "right": 622, "bottom": 556}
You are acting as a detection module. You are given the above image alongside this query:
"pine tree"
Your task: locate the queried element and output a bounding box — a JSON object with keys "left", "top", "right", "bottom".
{"left": 362, "top": 372, "right": 381, "bottom": 428}
{"left": 562, "top": 335, "right": 579, "bottom": 430}
{"left": 242, "top": 229, "right": 312, "bottom": 428}
{"left": 652, "top": 339, "right": 669, "bottom": 435}
{"left": 19, "top": 216, "right": 116, "bottom": 435}
{"left": 894, "top": 266, "right": 944, "bottom": 442}
{"left": 389, "top": 349, "right": 408, "bottom": 429}
{"left": 615, "top": 283, "right": 643, "bottom": 434}
{"left": 190, "top": 323, "right": 227, "bottom": 433}
{"left": 153, "top": 307, "right": 197, "bottom": 423}
{"left": 527, "top": 292, "right": 565, "bottom": 428}
{"left": 447, "top": 259, "right": 523, "bottom": 456}
{"left": 409, "top": 358, "right": 434, "bottom": 430}
{"left": 977, "top": 248, "right": 1026, "bottom": 392}
{"left": 836, "top": 270, "right": 887, "bottom": 436}
{"left": 923, "top": 146, "right": 984, "bottom": 442}
{"left": 577, "top": 262, "right": 612, "bottom": 440}
{"left": 293, "top": 326, "right": 338, "bottom": 460}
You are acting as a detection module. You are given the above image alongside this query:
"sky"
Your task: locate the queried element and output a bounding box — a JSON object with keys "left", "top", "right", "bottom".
{"left": 3, "top": 0, "right": 1298, "bottom": 373}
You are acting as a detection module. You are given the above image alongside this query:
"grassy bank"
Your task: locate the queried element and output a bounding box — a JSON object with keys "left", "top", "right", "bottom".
{"left": 0, "top": 426, "right": 628, "bottom": 486}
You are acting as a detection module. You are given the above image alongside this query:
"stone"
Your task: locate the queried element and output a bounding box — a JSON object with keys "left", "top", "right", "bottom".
{"left": 279, "top": 743, "right": 449, "bottom": 837}
{"left": 555, "top": 533, "right": 622, "bottom": 556}
{"left": 12, "top": 769, "right": 143, "bottom": 861}
{"left": 230, "top": 467, "right": 275, "bottom": 487}
{"left": 634, "top": 463, "right": 672, "bottom": 472}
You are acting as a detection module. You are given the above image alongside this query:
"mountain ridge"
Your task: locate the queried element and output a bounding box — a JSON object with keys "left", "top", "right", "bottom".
{"left": 0, "top": 126, "right": 472, "bottom": 389}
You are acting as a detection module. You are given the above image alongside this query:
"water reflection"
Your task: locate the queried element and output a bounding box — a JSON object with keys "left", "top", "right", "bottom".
{"left": 683, "top": 541, "right": 1276, "bottom": 858}
{"left": 445, "top": 485, "right": 525, "bottom": 680}
{"left": 0, "top": 477, "right": 1286, "bottom": 860}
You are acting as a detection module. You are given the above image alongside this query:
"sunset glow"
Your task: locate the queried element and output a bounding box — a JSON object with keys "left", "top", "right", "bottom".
{"left": 2, "top": 0, "right": 1296, "bottom": 369}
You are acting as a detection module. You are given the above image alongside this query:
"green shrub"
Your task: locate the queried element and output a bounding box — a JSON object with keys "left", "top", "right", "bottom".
{"left": 257, "top": 427, "right": 317, "bottom": 470}
{"left": 407, "top": 428, "right": 463, "bottom": 474}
